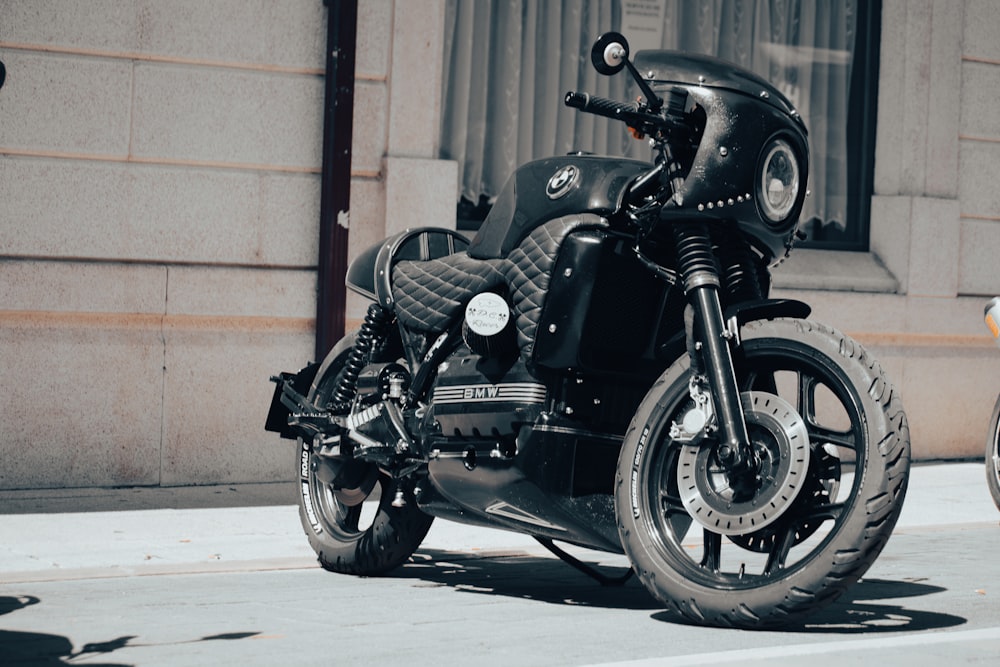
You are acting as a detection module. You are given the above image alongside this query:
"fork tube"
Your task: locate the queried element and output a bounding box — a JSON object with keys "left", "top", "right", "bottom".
{"left": 674, "top": 223, "right": 750, "bottom": 467}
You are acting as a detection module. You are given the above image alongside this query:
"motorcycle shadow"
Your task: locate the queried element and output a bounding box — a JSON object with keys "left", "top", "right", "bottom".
{"left": 402, "top": 548, "right": 661, "bottom": 610}
{"left": 402, "top": 551, "right": 967, "bottom": 632}
{"left": 647, "top": 577, "right": 968, "bottom": 634}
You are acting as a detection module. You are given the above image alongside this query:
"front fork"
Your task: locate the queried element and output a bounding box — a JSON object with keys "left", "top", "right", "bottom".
{"left": 673, "top": 222, "right": 752, "bottom": 470}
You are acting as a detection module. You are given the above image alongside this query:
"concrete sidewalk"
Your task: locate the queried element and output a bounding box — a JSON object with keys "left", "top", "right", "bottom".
{"left": 1, "top": 462, "right": 997, "bottom": 583}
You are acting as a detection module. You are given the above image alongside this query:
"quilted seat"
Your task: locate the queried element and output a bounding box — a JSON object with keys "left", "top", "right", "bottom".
{"left": 391, "top": 214, "right": 607, "bottom": 359}
{"left": 392, "top": 253, "right": 506, "bottom": 332}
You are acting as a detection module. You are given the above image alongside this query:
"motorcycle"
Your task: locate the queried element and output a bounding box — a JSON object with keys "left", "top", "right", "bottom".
{"left": 984, "top": 298, "right": 1000, "bottom": 509}
{"left": 266, "top": 32, "right": 910, "bottom": 628}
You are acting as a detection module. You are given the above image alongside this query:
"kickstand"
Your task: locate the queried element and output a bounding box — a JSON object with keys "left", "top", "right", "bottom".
{"left": 534, "top": 536, "right": 634, "bottom": 587}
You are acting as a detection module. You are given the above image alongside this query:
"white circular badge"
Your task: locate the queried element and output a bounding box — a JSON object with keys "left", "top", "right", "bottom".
{"left": 465, "top": 292, "right": 510, "bottom": 336}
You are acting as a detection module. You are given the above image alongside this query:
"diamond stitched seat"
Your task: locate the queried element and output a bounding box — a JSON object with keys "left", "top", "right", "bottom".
{"left": 392, "top": 253, "right": 506, "bottom": 332}
{"left": 391, "top": 215, "right": 607, "bottom": 358}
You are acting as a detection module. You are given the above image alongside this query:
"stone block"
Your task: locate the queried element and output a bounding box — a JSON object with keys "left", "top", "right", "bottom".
{"left": 131, "top": 62, "right": 323, "bottom": 168}
{"left": 908, "top": 196, "right": 959, "bottom": 297}
{"left": 357, "top": 0, "right": 393, "bottom": 79}
{"left": 387, "top": 0, "right": 445, "bottom": 157}
{"left": 890, "top": 346, "right": 999, "bottom": 459}
{"left": 924, "top": 0, "right": 963, "bottom": 198}
{"left": 134, "top": 0, "right": 325, "bottom": 71}
{"left": 964, "top": 0, "right": 1000, "bottom": 63}
{"left": 166, "top": 266, "right": 316, "bottom": 319}
{"left": 873, "top": 0, "right": 907, "bottom": 195}
{"left": 0, "top": 51, "right": 132, "bottom": 155}
{"left": 160, "top": 324, "right": 310, "bottom": 485}
{"left": 959, "top": 141, "right": 1000, "bottom": 220}
{"left": 383, "top": 157, "right": 457, "bottom": 237}
{"left": 0, "top": 261, "right": 166, "bottom": 314}
{"left": 958, "top": 219, "right": 1000, "bottom": 296}
{"left": 0, "top": 157, "right": 330, "bottom": 267}
{"left": 258, "top": 171, "right": 322, "bottom": 268}
{"left": 124, "top": 166, "right": 261, "bottom": 264}
{"left": 869, "top": 195, "right": 913, "bottom": 294}
{"left": 0, "top": 0, "right": 139, "bottom": 50}
{"left": 0, "top": 315, "right": 163, "bottom": 489}
{"left": 0, "top": 158, "right": 132, "bottom": 259}
{"left": 960, "top": 61, "right": 1000, "bottom": 139}
{"left": 351, "top": 81, "right": 389, "bottom": 175}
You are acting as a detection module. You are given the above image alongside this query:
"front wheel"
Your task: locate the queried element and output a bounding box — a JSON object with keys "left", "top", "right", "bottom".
{"left": 296, "top": 333, "right": 433, "bottom": 575}
{"left": 616, "top": 318, "right": 910, "bottom": 628}
{"left": 985, "top": 394, "right": 1000, "bottom": 510}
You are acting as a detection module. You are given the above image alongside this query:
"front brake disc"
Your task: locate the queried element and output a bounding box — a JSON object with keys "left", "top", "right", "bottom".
{"left": 677, "top": 391, "right": 810, "bottom": 536}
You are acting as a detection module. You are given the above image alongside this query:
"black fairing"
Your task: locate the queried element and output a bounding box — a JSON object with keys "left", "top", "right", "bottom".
{"left": 634, "top": 50, "right": 810, "bottom": 262}
{"left": 467, "top": 155, "right": 650, "bottom": 260}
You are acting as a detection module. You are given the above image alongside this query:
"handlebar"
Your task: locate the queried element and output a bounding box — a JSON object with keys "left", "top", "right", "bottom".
{"left": 564, "top": 91, "right": 636, "bottom": 120}
{"left": 564, "top": 91, "right": 682, "bottom": 138}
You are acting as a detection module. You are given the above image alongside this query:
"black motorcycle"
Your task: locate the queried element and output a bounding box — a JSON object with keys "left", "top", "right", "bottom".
{"left": 266, "top": 33, "right": 910, "bottom": 628}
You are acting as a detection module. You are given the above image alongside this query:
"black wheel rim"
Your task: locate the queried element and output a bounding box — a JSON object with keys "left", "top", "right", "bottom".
{"left": 304, "top": 346, "right": 384, "bottom": 541}
{"left": 309, "top": 467, "right": 383, "bottom": 540}
{"left": 638, "top": 343, "right": 865, "bottom": 589}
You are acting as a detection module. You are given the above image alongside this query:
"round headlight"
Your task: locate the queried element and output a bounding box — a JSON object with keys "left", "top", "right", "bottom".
{"left": 758, "top": 138, "right": 800, "bottom": 224}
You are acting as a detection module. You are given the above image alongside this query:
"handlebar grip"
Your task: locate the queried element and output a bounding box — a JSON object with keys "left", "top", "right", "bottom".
{"left": 564, "top": 91, "right": 635, "bottom": 120}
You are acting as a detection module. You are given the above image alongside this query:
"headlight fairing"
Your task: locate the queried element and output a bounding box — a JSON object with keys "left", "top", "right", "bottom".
{"left": 757, "top": 137, "right": 802, "bottom": 226}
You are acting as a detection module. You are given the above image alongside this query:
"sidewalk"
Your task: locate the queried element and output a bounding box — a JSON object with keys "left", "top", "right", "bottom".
{"left": 1, "top": 462, "right": 997, "bottom": 584}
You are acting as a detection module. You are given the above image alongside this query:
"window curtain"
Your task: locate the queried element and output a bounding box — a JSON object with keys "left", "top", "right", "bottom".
{"left": 441, "top": 0, "right": 629, "bottom": 204}
{"left": 441, "top": 0, "right": 857, "bottom": 238}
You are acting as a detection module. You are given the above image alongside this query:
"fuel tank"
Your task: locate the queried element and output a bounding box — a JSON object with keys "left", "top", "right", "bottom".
{"left": 466, "top": 155, "right": 651, "bottom": 260}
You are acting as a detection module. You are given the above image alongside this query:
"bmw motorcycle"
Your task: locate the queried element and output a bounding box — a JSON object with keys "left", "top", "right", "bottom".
{"left": 266, "top": 33, "right": 910, "bottom": 628}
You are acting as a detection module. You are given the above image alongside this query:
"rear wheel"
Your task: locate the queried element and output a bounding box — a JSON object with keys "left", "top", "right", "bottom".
{"left": 296, "top": 334, "right": 432, "bottom": 575}
{"left": 616, "top": 318, "right": 910, "bottom": 628}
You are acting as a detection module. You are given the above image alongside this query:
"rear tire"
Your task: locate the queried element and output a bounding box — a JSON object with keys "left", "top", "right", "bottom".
{"left": 296, "top": 333, "right": 433, "bottom": 575}
{"left": 616, "top": 318, "right": 910, "bottom": 628}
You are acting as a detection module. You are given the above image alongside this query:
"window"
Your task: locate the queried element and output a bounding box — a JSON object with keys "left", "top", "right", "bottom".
{"left": 441, "top": 0, "right": 880, "bottom": 250}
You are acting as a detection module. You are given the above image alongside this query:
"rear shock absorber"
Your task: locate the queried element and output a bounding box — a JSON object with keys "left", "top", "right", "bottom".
{"left": 330, "top": 303, "right": 392, "bottom": 413}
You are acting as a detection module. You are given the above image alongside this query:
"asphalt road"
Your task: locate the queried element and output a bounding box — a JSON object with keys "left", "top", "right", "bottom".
{"left": 1, "top": 462, "right": 999, "bottom": 666}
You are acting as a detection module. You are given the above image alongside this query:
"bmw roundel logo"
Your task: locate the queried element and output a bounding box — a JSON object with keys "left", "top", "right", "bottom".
{"left": 546, "top": 165, "right": 580, "bottom": 199}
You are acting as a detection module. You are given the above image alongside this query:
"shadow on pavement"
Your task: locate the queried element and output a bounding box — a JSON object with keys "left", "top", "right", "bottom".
{"left": 402, "top": 550, "right": 967, "bottom": 633}
{"left": 0, "top": 595, "right": 261, "bottom": 666}
{"left": 779, "top": 577, "right": 968, "bottom": 634}
{"left": 401, "top": 548, "right": 660, "bottom": 610}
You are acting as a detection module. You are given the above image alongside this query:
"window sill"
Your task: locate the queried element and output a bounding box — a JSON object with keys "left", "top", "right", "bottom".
{"left": 771, "top": 249, "right": 899, "bottom": 293}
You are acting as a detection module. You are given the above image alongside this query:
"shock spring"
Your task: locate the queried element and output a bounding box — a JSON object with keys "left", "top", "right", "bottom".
{"left": 673, "top": 222, "right": 719, "bottom": 293}
{"left": 717, "top": 235, "right": 763, "bottom": 304}
{"left": 331, "top": 303, "right": 392, "bottom": 412}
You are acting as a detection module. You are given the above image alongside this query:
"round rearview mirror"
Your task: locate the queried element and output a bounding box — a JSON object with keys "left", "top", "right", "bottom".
{"left": 591, "top": 32, "right": 630, "bottom": 76}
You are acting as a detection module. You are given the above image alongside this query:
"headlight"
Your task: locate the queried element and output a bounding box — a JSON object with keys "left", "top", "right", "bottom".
{"left": 757, "top": 138, "right": 800, "bottom": 224}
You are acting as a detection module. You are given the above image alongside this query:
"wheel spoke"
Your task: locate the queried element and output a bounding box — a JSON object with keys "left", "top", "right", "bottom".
{"left": 701, "top": 530, "right": 722, "bottom": 571}
{"left": 342, "top": 503, "right": 363, "bottom": 533}
{"left": 744, "top": 368, "right": 778, "bottom": 394}
{"left": 763, "top": 522, "right": 797, "bottom": 574}
{"left": 798, "top": 500, "right": 845, "bottom": 523}
{"left": 807, "top": 423, "right": 855, "bottom": 450}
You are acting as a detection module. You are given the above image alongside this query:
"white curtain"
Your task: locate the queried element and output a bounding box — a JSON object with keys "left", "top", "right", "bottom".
{"left": 441, "top": 0, "right": 857, "bottom": 237}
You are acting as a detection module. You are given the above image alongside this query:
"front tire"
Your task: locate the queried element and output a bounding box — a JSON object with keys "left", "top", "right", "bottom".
{"left": 616, "top": 318, "right": 910, "bottom": 628}
{"left": 985, "top": 394, "right": 1000, "bottom": 510}
{"left": 297, "top": 333, "right": 433, "bottom": 575}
